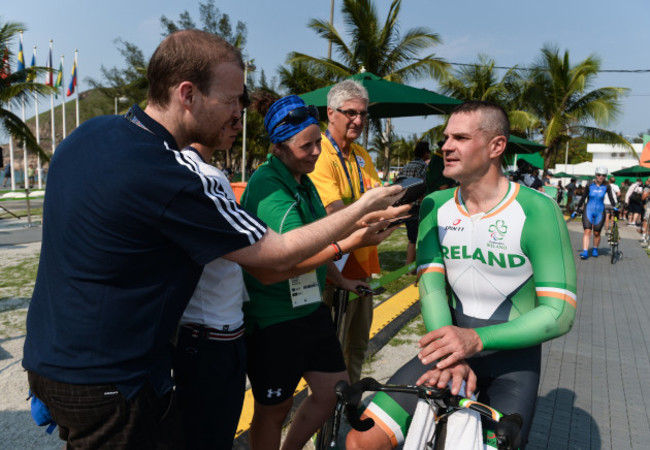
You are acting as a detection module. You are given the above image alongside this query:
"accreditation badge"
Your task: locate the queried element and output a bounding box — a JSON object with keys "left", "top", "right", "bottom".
{"left": 289, "top": 271, "right": 321, "bottom": 308}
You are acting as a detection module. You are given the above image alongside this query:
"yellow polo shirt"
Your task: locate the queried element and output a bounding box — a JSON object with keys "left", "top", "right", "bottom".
{"left": 309, "top": 133, "right": 382, "bottom": 279}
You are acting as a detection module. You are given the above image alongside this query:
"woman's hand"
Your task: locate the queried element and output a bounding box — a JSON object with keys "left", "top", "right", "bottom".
{"left": 336, "top": 277, "right": 368, "bottom": 295}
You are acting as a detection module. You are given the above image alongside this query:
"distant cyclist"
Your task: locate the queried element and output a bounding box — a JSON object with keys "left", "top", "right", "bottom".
{"left": 346, "top": 101, "right": 577, "bottom": 449}
{"left": 576, "top": 167, "right": 617, "bottom": 259}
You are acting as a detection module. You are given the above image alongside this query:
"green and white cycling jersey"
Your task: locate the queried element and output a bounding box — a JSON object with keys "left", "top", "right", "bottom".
{"left": 417, "top": 181, "right": 577, "bottom": 349}
{"left": 360, "top": 182, "right": 577, "bottom": 448}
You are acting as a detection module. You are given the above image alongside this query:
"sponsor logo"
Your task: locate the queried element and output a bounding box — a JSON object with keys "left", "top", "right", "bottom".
{"left": 440, "top": 245, "right": 525, "bottom": 268}
{"left": 356, "top": 155, "right": 366, "bottom": 168}
{"left": 267, "top": 388, "right": 283, "bottom": 398}
{"left": 445, "top": 219, "right": 465, "bottom": 232}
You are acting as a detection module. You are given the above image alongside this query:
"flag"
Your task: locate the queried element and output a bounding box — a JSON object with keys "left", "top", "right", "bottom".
{"left": 45, "top": 46, "right": 53, "bottom": 86}
{"left": 66, "top": 59, "right": 76, "bottom": 96}
{"left": 54, "top": 60, "right": 62, "bottom": 88}
{"left": 26, "top": 50, "right": 36, "bottom": 82}
{"left": 0, "top": 47, "right": 9, "bottom": 79}
{"left": 17, "top": 38, "right": 25, "bottom": 72}
{"left": 641, "top": 135, "right": 650, "bottom": 168}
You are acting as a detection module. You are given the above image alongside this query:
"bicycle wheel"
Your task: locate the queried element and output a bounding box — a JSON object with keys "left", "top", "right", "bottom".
{"left": 611, "top": 242, "right": 618, "bottom": 264}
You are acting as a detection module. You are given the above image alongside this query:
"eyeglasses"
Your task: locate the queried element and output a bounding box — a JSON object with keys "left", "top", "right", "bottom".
{"left": 336, "top": 108, "right": 368, "bottom": 120}
{"left": 271, "top": 105, "right": 320, "bottom": 132}
{"left": 596, "top": 173, "right": 607, "bottom": 177}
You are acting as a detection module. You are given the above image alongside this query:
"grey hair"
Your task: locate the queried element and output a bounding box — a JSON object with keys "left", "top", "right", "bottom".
{"left": 327, "top": 79, "right": 369, "bottom": 110}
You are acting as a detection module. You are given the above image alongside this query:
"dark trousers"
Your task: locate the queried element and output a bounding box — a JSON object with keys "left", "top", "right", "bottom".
{"left": 27, "top": 371, "right": 183, "bottom": 449}
{"left": 172, "top": 326, "right": 247, "bottom": 449}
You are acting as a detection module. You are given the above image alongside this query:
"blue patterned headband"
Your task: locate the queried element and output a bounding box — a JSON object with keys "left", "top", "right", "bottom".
{"left": 264, "top": 95, "right": 319, "bottom": 144}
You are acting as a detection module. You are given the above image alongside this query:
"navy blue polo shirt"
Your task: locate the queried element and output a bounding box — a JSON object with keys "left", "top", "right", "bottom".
{"left": 23, "top": 106, "right": 266, "bottom": 399}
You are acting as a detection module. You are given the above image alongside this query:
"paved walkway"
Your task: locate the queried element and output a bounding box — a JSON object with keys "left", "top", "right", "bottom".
{"left": 528, "top": 220, "right": 650, "bottom": 449}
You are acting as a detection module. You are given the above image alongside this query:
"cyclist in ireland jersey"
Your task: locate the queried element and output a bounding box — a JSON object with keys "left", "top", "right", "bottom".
{"left": 576, "top": 167, "right": 617, "bottom": 259}
{"left": 346, "top": 101, "right": 577, "bottom": 449}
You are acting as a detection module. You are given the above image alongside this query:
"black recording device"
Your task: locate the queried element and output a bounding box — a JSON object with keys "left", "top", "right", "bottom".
{"left": 393, "top": 177, "right": 426, "bottom": 206}
{"left": 356, "top": 286, "right": 386, "bottom": 295}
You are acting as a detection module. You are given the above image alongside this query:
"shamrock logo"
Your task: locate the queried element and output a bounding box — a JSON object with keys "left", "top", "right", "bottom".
{"left": 488, "top": 220, "right": 508, "bottom": 241}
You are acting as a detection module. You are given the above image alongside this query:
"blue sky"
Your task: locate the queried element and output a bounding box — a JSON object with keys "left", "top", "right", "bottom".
{"left": 3, "top": 0, "right": 649, "bottom": 140}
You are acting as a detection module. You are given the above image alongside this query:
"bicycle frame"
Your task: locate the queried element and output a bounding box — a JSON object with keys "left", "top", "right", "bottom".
{"left": 330, "top": 377, "right": 522, "bottom": 450}
{"left": 609, "top": 210, "right": 622, "bottom": 264}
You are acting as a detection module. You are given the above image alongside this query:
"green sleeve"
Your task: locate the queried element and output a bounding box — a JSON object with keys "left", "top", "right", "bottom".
{"left": 476, "top": 191, "right": 577, "bottom": 350}
{"left": 242, "top": 169, "right": 304, "bottom": 234}
{"left": 417, "top": 190, "right": 454, "bottom": 332}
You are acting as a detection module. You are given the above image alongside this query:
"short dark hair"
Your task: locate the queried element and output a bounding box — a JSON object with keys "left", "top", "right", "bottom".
{"left": 451, "top": 100, "right": 510, "bottom": 141}
{"left": 147, "top": 29, "right": 243, "bottom": 107}
{"left": 414, "top": 141, "right": 430, "bottom": 159}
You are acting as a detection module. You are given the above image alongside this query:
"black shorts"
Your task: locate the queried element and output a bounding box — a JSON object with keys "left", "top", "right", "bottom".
{"left": 405, "top": 207, "right": 420, "bottom": 244}
{"left": 246, "top": 303, "right": 346, "bottom": 405}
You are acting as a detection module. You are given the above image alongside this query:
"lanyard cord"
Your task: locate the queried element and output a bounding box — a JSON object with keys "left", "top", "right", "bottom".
{"left": 325, "top": 130, "right": 365, "bottom": 200}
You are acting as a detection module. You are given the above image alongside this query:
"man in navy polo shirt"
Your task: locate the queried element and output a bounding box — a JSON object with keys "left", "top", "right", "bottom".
{"left": 23, "top": 30, "right": 404, "bottom": 448}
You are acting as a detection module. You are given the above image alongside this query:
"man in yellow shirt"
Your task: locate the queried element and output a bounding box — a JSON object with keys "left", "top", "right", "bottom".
{"left": 309, "top": 79, "right": 382, "bottom": 383}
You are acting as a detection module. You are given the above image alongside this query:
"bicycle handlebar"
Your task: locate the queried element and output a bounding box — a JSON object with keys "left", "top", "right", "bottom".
{"left": 331, "top": 377, "right": 522, "bottom": 450}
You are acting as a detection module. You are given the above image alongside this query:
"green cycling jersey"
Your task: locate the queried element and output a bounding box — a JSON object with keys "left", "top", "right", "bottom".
{"left": 417, "top": 181, "right": 577, "bottom": 349}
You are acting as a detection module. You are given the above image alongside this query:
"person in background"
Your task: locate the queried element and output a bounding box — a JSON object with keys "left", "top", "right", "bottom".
{"left": 565, "top": 178, "right": 577, "bottom": 214}
{"left": 619, "top": 179, "right": 631, "bottom": 221}
{"left": 309, "top": 79, "right": 383, "bottom": 384}
{"left": 171, "top": 89, "right": 249, "bottom": 450}
{"left": 397, "top": 141, "right": 431, "bottom": 271}
{"left": 2, "top": 161, "right": 10, "bottom": 188}
{"left": 576, "top": 167, "right": 616, "bottom": 259}
{"left": 424, "top": 141, "right": 456, "bottom": 195}
{"left": 556, "top": 180, "right": 565, "bottom": 205}
{"left": 241, "top": 95, "right": 403, "bottom": 450}
{"left": 625, "top": 178, "right": 644, "bottom": 228}
{"left": 640, "top": 178, "right": 650, "bottom": 247}
{"left": 604, "top": 176, "right": 621, "bottom": 232}
{"left": 27, "top": 163, "right": 35, "bottom": 186}
{"left": 22, "top": 30, "right": 404, "bottom": 449}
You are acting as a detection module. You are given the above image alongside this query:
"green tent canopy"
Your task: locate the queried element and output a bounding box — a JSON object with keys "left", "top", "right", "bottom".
{"left": 504, "top": 152, "right": 544, "bottom": 169}
{"left": 299, "top": 72, "right": 461, "bottom": 118}
{"left": 611, "top": 165, "right": 650, "bottom": 177}
{"left": 506, "top": 135, "right": 546, "bottom": 155}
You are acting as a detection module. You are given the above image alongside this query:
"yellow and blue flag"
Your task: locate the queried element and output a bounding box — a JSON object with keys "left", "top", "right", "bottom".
{"left": 17, "top": 38, "right": 25, "bottom": 72}
{"left": 26, "top": 50, "right": 36, "bottom": 82}
{"left": 66, "top": 59, "right": 76, "bottom": 96}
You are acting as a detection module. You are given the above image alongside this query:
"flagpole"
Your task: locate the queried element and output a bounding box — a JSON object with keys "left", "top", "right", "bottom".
{"left": 61, "top": 55, "right": 66, "bottom": 139}
{"left": 33, "top": 45, "right": 42, "bottom": 189}
{"left": 19, "top": 32, "right": 29, "bottom": 190}
{"left": 8, "top": 109, "right": 15, "bottom": 190}
{"left": 74, "top": 50, "right": 79, "bottom": 128}
{"left": 49, "top": 41, "right": 56, "bottom": 155}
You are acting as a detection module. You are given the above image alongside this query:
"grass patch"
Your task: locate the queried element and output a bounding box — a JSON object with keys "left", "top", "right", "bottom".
{"left": 0, "top": 255, "right": 40, "bottom": 300}
{"left": 388, "top": 315, "right": 426, "bottom": 347}
{"left": 0, "top": 207, "right": 42, "bottom": 219}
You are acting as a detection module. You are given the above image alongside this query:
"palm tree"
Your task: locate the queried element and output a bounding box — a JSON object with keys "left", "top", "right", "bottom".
{"left": 287, "top": 0, "right": 449, "bottom": 178}
{"left": 1, "top": 20, "right": 55, "bottom": 162}
{"left": 438, "top": 55, "right": 538, "bottom": 136}
{"left": 524, "top": 45, "right": 631, "bottom": 172}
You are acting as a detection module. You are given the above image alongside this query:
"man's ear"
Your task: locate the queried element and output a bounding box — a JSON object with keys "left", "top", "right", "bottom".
{"left": 177, "top": 81, "right": 195, "bottom": 108}
{"left": 490, "top": 135, "right": 508, "bottom": 159}
{"left": 326, "top": 106, "right": 335, "bottom": 123}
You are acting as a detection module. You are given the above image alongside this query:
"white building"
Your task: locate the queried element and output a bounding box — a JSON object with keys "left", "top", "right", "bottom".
{"left": 553, "top": 143, "right": 641, "bottom": 177}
